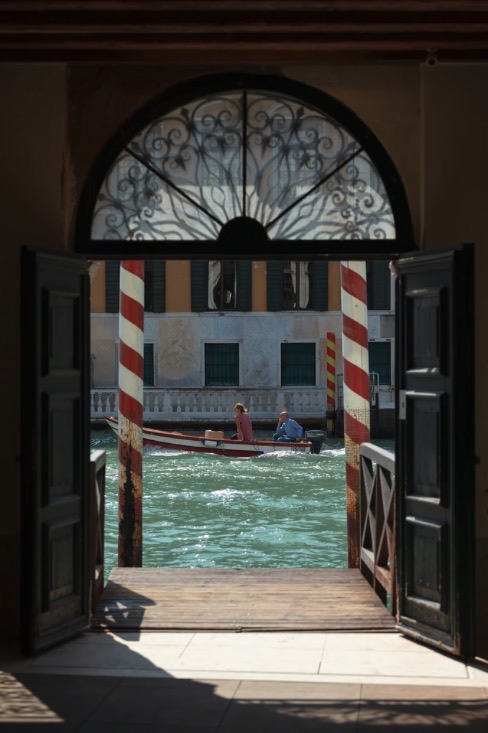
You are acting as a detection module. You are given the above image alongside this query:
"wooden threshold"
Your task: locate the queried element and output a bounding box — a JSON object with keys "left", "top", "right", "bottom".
{"left": 91, "top": 568, "right": 397, "bottom": 632}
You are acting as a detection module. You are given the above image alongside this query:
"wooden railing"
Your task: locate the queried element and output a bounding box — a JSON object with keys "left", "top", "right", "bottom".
{"left": 89, "top": 450, "right": 106, "bottom": 612}
{"left": 359, "top": 442, "right": 396, "bottom": 615}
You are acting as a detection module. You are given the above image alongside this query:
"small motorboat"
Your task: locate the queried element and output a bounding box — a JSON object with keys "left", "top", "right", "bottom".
{"left": 104, "top": 416, "right": 325, "bottom": 458}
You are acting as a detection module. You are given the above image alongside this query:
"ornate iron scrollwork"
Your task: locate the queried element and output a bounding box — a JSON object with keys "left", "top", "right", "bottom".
{"left": 91, "top": 90, "right": 395, "bottom": 242}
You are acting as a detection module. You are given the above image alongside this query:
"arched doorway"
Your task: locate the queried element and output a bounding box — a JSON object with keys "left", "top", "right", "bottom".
{"left": 79, "top": 71, "right": 411, "bottom": 571}
{"left": 24, "top": 73, "right": 474, "bottom": 658}
{"left": 77, "top": 72, "right": 412, "bottom": 632}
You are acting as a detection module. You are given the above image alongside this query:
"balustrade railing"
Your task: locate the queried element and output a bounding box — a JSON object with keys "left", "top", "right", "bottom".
{"left": 91, "top": 387, "right": 329, "bottom": 421}
{"left": 359, "top": 442, "right": 396, "bottom": 614}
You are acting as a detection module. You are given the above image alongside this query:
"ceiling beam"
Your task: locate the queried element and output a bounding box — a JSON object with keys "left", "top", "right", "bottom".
{"left": 2, "top": 1, "right": 488, "bottom": 63}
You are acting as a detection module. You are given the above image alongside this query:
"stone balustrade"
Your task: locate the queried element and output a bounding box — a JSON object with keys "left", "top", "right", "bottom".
{"left": 90, "top": 387, "right": 334, "bottom": 422}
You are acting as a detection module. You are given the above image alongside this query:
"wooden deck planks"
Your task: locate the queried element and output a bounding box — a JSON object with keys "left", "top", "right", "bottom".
{"left": 91, "top": 568, "right": 397, "bottom": 632}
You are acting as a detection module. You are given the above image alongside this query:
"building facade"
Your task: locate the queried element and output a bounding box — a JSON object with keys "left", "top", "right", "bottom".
{"left": 89, "top": 258, "right": 395, "bottom": 424}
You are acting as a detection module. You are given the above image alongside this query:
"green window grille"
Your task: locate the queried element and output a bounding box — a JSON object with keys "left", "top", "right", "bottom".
{"left": 143, "top": 343, "right": 155, "bottom": 386}
{"left": 205, "top": 343, "right": 239, "bottom": 386}
{"left": 369, "top": 341, "right": 391, "bottom": 385}
{"left": 281, "top": 343, "right": 316, "bottom": 386}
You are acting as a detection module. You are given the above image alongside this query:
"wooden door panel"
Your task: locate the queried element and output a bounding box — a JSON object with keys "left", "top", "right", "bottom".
{"left": 396, "top": 246, "right": 474, "bottom": 657}
{"left": 406, "top": 392, "right": 448, "bottom": 501}
{"left": 21, "top": 248, "right": 90, "bottom": 655}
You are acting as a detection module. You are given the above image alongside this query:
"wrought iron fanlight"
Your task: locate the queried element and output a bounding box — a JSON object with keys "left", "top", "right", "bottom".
{"left": 91, "top": 89, "right": 396, "bottom": 244}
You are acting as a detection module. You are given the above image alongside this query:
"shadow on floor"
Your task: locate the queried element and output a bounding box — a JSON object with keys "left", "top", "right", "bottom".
{"left": 1, "top": 630, "right": 487, "bottom": 732}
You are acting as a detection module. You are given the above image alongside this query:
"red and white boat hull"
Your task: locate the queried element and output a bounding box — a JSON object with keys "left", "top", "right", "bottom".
{"left": 105, "top": 416, "right": 314, "bottom": 457}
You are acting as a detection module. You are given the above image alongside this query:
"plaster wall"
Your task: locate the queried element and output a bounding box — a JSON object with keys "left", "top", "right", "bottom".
{"left": 91, "top": 311, "right": 352, "bottom": 389}
{"left": 0, "top": 64, "right": 67, "bottom": 637}
{"left": 422, "top": 64, "right": 488, "bottom": 657}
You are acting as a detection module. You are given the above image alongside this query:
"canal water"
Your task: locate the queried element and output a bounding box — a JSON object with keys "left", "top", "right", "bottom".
{"left": 91, "top": 429, "right": 393, "bottom": 578}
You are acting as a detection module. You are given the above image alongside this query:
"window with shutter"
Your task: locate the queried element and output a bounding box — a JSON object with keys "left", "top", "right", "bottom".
{"left": 205, "top": 343, "right": 239, "bottom": 386}
{"left": 267, "top": 261, "right": 328, "bottom": 310}
{"left": 368, "top": 341, "right": 392, "bottom": 385}
{"left": 192, "top": 261, "right": 252, "bottom": 311}
{"left": 367, "top": 261, "right": 391, "bottom": 310}
{"left": 281, "top": 343, "right": 316, "bottom": 386}
{"left": 143, "top": 343, "right": 155, "bottom": 386}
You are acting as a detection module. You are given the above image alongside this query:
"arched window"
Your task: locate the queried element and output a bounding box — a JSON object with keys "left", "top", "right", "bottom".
{"left": 77, "top": 75, "right": 413, "bottom": 259}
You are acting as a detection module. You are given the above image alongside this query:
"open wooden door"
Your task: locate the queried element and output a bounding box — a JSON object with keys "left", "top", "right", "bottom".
{"left": 395, "top": 245, "right": 474, "bottom": 657}
{"left": 21, "top": 248, "right": 90, "bottom": 655}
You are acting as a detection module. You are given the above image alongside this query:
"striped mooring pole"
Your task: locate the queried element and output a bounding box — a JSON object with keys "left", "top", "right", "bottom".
{"left": 326, "top": 331, "right": 336, "bottom": 410}
{"left": 340, "top": 261, "right": 371, "bottom": 568}
{"left": 118, "top": 261, "right": 144, "bottom": 567}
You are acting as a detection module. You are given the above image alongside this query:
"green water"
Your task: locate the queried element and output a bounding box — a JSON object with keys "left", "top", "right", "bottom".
{"left": 91, "top": 430, "right": 393, "bottom": 577}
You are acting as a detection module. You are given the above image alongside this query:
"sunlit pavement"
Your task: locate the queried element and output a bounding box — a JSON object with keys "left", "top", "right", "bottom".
{"left": 1, "top": 631, "right": 487, "bottom": 731}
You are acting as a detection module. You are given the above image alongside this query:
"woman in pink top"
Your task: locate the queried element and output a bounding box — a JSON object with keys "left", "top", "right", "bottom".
{"left": 233, "top": 403, "right": 253, "bottom": 441}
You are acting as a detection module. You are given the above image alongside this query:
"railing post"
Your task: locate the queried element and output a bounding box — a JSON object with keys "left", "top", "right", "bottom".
{"left": 359, "top": 442, "right": 396, "bottom": 615}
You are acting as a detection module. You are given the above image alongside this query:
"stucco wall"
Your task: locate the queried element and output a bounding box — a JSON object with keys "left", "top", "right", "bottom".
{"left": 0, "top": 64, "right": 67, "bottom": 637}
{"left": 422, "top": 65, "right": 488, "bottom": 655}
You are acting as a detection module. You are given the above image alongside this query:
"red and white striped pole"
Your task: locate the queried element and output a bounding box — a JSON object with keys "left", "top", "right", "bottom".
{"left": 326, "top": 332, "right": 336, "bottom": 411}
{"left": 118, "top": 261, "right": 144, "bottom": 567}
{"left": 340, "top": 261, "right": 370, "bottom": 568}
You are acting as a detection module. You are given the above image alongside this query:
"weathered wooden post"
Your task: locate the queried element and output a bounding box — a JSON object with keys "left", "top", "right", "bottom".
{"left": 118, "top": 261, "right": 144, "bottom": 567}
{"left": 340, "top": 261, "right": 370, "bottom": 568}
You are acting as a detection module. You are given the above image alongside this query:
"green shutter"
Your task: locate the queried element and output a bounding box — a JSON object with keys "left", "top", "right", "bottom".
{"left": 205, "top": 343, "right": 239, "bottom": 386}
{"left": 151, "top": 261, "right": 166, "bottom": 312}
{"left": 105, "top": 261, "right": 120, "bottom": 313}
{"left": 281, "top": 343, "right": 316, "bottom": 386}
{"left": 267, "top": 261, "right": 283, "bottom": 311}
{"left": 311, "top": 261, "right": 328, "bottom": 310}
{"left": 369, "top": 341, "right": 391, "bottom": 385}
{"left": 367, "top": 261, "right": 390, "bottom": 310}
{"left": 235, "top": 261, "right": 252, "bottom": 311}
{"left": 143, "top": 343, "right": 155, "bottom": 386}
{"left": 191, "top": 261, "right": 207, "bottom": 312}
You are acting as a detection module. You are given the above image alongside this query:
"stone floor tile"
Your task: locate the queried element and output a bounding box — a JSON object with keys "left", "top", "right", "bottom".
{"left": 319, "top": 649, "right": 469, "bottom": 678}
{"left": 218, "top": 697, "right": 360, "bottom": 732}
{"left": 324, "top": 632, "right": 436, "bottom": 653}
{"left": 189, "top": 632, "right": 328, "bottom": 650}
{"left": 117, "top": 676, "right": 240, "bottom": 699}
{"left": 236, "top": 680, "right": 362, "bottom": 700}
{"left": 87, "top": 677, "right": 232, "bottom": 727}
{"left": 466, "top": 661, "right": 488, "bottom": 683}
{"left": 99, "top": 630, "right": 195, "bottom": 647}
{"left": 30, "top": 639, "right": 182, "bottom": 672}
{"left": 0, "top": 672, "right": 120, "bottom": 723}
{"left": 360, "top": 683, "right": 488, "bottom": 700}
{"left": 78, "top": 724, "right": 217, "bottom": 733}
{"left": 357, "top": 694, "right": 488, "bottom": 731}
{"left": 171, "top": 644, "right": 322, "bottom": 675}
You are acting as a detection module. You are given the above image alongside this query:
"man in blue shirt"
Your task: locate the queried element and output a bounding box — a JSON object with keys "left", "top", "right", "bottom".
{"left": 273, "top": 411, "right": 304, "bottom": 442}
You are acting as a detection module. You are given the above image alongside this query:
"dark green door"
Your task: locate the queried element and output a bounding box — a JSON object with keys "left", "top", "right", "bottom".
{"left": 21, "top": 248, "right": 90, "bottom": 655}
{"left": 396, "top": 245, "right": 474, "bottom": 657}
